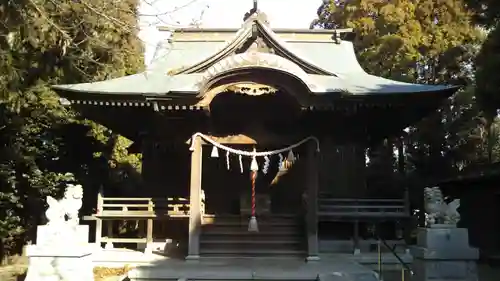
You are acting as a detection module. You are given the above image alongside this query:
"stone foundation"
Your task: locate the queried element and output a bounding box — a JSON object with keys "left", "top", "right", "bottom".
{"left": 25, "top": 225, "right": 94, "bottom": 281}
{"left": 411, "top": 226, "right": 479, "bottom": 281}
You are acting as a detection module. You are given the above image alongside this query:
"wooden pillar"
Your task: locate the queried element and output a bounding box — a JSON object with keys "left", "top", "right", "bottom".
{"left": 187, "top": 136, "right": 203, "bottom": 260}
{"left": 353, "top": 218, "right": 360, "bottom": 254}
{"left": 145, "top": 200, "right": 154, "bottom": 254}
{"left": 397, "top": 136, "right": 411, "bottom": 243}
{"left": 306, "top": 141, "right": 320, "bottom": 261}
{"left": 95, "top": 186, "right": 103, "bottom": 248}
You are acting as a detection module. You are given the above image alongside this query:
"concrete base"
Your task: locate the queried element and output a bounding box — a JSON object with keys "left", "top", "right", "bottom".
{"left": 105, "top": 242, "right": 114, "bottom": 250}
{"left": 144, "top": 246, "right": 153, "bottom": 255}
{"left": 25, "top": 245, "right": 94, "bottom": 281}
{"left": 36, "top": 225, "right": 89, "bottom": 245}
{"left": 128, "top": 256, "right": 378, "bottom": 281}
{"left": 411, "top": 227, "right": 479, "bottom": 281}
{"left": 185, "top": 255, "right": 200, "bottom": 261}
{"left": 412, "top": 259, "right": 477, "bottom": 281}
{"left": 306, "top": 255, "right": 321, "bottom": 262}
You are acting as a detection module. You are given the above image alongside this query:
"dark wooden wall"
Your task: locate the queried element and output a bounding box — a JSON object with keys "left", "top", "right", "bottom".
{"left": 140, "top": 136, "right": 369, "bottom": 205}
{"left": 141, "top": 141, "right": 191, "bottom": 198}
{"left": 443, "top": 182, "right": 500, "bottom": 258}
{"left": 318, "top": 137, "right": 367, "bottom": 197}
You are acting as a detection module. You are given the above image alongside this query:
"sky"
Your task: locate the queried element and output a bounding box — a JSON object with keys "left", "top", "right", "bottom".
{"left": 138, "top": 0, "right": 322, "bottom": 65}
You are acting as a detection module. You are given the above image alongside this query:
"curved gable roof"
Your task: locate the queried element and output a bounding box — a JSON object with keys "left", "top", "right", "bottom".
{"left": 200, "top": 52, "right": 317, "bottom": 90}
{"left": 166, "top": 17, "right": 339, "bottom": 76}
{"left": 52, "top": 12, "right": 459, "bottom": 100}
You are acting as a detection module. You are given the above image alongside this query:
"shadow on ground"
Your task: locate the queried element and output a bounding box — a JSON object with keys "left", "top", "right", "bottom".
{"left": 381, "top": 264, "right": 500, "bottom": 281}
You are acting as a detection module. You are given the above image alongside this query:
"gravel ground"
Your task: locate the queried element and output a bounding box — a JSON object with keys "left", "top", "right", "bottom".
{"left": 2, "top": 256, "right": 499, "bottom": 281}
{"left": 0, "top": 258, "right": 130, "bottom": 281}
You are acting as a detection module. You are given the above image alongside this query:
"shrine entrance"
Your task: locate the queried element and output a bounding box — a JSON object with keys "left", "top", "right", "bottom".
{"left": 201, "top": 74, "right": 306, "bottom": 217}
{"left": 202, "top": 143, "right": 308, "bottom": 216}
{"left": 189, "top": 133, "right": 318, "bottom": 259}
{"left": 185, "top": 71, "right": 320, "bottom": 259}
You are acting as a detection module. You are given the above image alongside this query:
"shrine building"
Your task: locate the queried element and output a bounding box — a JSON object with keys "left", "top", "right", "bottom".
{"left": 52, "top": 8, "right": 458, "bottom": 261}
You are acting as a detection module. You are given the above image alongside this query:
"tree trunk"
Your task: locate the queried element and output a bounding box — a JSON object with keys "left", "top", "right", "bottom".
{"left": 486, "top": 109, "right": 496, "bottom": 164}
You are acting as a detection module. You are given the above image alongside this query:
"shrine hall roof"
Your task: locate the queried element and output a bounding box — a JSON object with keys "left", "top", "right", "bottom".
{"left": 52, "top": 13, "right": 458, "bottom": 103}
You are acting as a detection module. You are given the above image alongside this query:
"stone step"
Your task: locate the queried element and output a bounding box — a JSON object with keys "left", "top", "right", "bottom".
{"left": 201, "top": 232, "right": 302, "bottom": 240}
{"left": 202, "top": 225, "right": 301, "bottom": 233}
{"left": 199, "top": 248, "right": 306, "bottom": 257}
{"left": 203, "top": 216, "right": 301, "bottom": 225}
{"left": 201, "top": 241, "right": 303, "bottom": 252}
{"left": 200, "top": 215, "right": 305, "bottom": 257}
{"left": 202, "top": 224, "right": 301, "bottom": 232}
{"left": 201, "top": 237, "right": 302, "bottom": 243}
{"left": 201, "top": 229, "right": 303, "bottom": 245}
{"left": 203, "top": 220, "right": 300, "bottom": 227}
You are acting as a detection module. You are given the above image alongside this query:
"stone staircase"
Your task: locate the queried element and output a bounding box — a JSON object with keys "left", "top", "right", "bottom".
{"left": 200, "top": 215, "right": 305, "bottom": 257}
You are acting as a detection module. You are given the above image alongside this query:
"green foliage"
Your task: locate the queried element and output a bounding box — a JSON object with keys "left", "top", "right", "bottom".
{"left": 0, "top": 0, "right": 144, "bottom": 258}
{"left": 313, "top": 0, "right": 488, "bottom": 184}
{"left": 463, "top": 0, "right": 500, "bottom": 27}
{"left": 314, "top": 0, "right": 482, "bottom": 84}
{"left": 467, "top": 0, "right": 500, "bottom": 162}
{"left": 476, "top": 27, "right": 500, "bottom": 109}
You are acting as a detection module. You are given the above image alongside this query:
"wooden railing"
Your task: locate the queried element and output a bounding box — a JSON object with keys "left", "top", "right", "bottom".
{"left": 317, "top": 197, "right": 411, "bottom": 253}
{"left": 84, "top": 193, "right": 205, "bottom": 250}
{"left": 318, "top": 198, "right": 409, "bottom": 221}
{"left": 95, "top": 197, "right": 205, "bottom": 218}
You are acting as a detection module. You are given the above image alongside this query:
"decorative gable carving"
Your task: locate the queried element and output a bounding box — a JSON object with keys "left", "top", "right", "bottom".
{"left": 172, "top": 15, "right": 336, "bottom": 76}
{"left": 235, "top": 36, "right": 275, "bottom": 54}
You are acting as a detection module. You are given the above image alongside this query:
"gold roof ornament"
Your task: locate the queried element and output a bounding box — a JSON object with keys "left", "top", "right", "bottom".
{"left": 226, "top": 83, "right": 277, "bottom": 96}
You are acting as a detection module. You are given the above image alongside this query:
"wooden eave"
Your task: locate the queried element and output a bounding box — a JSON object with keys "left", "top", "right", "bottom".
{"left": 58, "top": 87, "right": 452, "bottom": 114}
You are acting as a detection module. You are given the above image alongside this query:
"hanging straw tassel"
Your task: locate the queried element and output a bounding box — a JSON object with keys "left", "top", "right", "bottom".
{"left": 250, "top": 148, "right": 259, "bottom": 172}
{"left": 287, "top": 149, "right": 296, "bottom": 163}
{"left": 248, "top": 170, "right": 259, "bottom": 232}
{"left": 211, "top": 146, "right": 219, "bottom": 158}
{"left": 263, "top": 155, "right": 269, "bottom": 174}
{"left": 239, "top": 155, "right": 243, "bottom": 173}
{"left": 278, "top": 153, "right": 285, "bottom": 171}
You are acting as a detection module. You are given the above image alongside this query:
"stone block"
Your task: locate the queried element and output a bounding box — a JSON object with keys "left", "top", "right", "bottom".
{"left": 416, "top": 226, "right": 469, "bottom": 249}
{"left": 412, "top": 259, "right": 477, "bottom": 281}
{"left": 412, "top": 227, "right": 479, "bottom": 281}
{"left": 412, "top": 227, "right": 479, "bottom": 260}
{"left": 37, "top": 225, "right": 89, "bottom": 246}
{"left": 25, "top": 245, "right": 94, "bottom": 281}
{"left": 318, "top": 272, "right": 378, "bottom": 281}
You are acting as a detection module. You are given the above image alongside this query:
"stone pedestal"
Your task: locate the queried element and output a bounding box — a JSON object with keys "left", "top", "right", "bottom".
{"left": 25, "top": 246, "right": 94, "bottom": 281}
{"left": 411, "top": 226, "right": 479, "bottom": 281}
{"left": 37, "top": 225, "right": 89, "bottom": 245}
{"left": 25, "top": 225, "right": 94, "bottom": 281}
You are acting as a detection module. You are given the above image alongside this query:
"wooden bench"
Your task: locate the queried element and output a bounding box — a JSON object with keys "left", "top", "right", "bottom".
{"left": 83, "top": 192, "right": 205, "bottom": 250}
{"left": 318, "top": 197, "right": 410, "bottom": 252}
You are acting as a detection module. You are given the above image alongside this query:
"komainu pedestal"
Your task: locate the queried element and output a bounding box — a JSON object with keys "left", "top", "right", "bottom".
{"left": 411, "top": 226, "right": 479, "bottom": 281}
{"left": 25, "top": 242, "right": 93, "bottom": 281}
{"left": 25, "top": 183, "right": 94, "bottom": 281}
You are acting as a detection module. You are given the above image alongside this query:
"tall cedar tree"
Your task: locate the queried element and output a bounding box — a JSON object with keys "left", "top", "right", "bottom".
{"left": 0, "top": 0, "right": 143, "bottom": 258}
{"left": 465, "top": 0, "right": 500, "bottom": 162}
{"left": 312, "top": 0, "right": 485, "bottom": 185}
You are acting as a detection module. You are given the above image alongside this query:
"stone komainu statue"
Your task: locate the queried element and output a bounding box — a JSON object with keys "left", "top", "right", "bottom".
{"left": 423, "top": 186, "right": 460, "bottom": 227}
{"left": 45, "top": 184, "right": 83, "bottom": 226}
